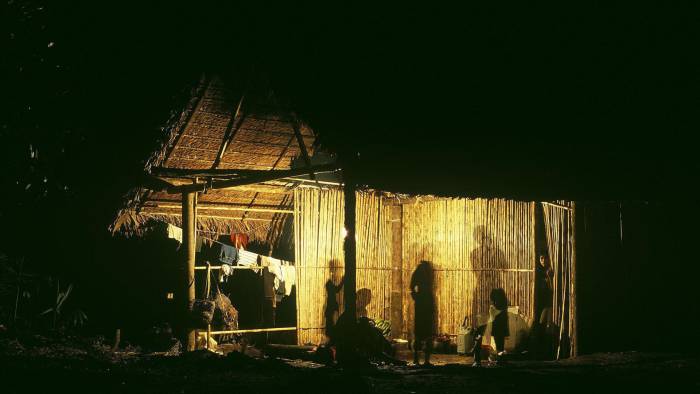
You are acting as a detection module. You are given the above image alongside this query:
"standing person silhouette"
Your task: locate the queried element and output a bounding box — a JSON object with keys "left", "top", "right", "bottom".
{"left": 410, "top": 261, "right": 436, "bottom": 366}
{"left": 324, "top": 260, "right": 344, "bottom": 344}
{"left": 532, "top": 254, "right": 554, "bottom": 359}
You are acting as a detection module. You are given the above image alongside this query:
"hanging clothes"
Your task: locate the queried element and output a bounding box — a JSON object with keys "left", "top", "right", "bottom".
{"left": 266, "top": 257, "right": 283, "bottom": 282}
{"left": 230, "top": 233, "right": 249, "bottom": 249}
{"left": 237, "top": 249, "right": 258, "bottom": 267}
{"left": 218, "top": 243, "right": 238, "bottom": 265}
{"left": 259, "top": 256, "right": 277, "bottom": 290}
{"left": 281, "top": 264, "right": 296, "bottom": 296}
{"left": 166, "top": 224, "right": 182, "bottom": 243}
{"left": 195, "top": 235, "right": 205, "bottom": 253}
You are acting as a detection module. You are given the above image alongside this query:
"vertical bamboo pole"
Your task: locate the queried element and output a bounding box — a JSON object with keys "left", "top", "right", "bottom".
{"left": 112, "top": 328, "right": 121, "bottom": 352}
{"left": 343, "top": 173, "right": 357, "bottom": 321}
{"left": 294, "top": 190, "right": 300, "bottom": 344}
{"left": 206, "top": 324, "right": 211, "bottom": 350}
{"left": 570, "top": 201, "right": 578, "bottom": 357}
{"left": 205, "top": 262, "right": 211, "bottom": 299}
{"left": 182, "top": 191, "right": 197, "bottom": 351}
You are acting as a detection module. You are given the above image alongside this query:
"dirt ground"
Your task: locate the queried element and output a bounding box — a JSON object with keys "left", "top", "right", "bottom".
{"left": 1, "top": 335, "right": 698, "bottom": 394}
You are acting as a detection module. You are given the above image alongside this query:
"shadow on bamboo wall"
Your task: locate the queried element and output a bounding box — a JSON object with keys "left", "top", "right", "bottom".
{"left": 295, "top": 189, "right": 536, "bottom": 345}
{"left": 402, "top": 199, "right": 536, "bottom": 340}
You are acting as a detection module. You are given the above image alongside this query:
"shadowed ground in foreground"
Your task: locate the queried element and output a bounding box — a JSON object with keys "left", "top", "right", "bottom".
{"left": 1, "top": 336, "right": 698, "bottom": 394}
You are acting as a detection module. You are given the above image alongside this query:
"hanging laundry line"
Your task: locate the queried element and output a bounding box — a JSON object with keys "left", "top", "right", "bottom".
{"left": 194, "top": 265, "right": 263, "bottom": 271}
{"left": 159, "top": 220, "right": 295, "bottom": 292}
{"left": 160, "top": 219, "right": 239, "bottom": 248}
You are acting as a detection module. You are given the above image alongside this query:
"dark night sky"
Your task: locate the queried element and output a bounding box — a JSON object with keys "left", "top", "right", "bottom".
{"left": 4, "top": 2, "right": 699, "bottom": 202}
{"left": 1, "top": 2, "right": 699, "bottom": 312}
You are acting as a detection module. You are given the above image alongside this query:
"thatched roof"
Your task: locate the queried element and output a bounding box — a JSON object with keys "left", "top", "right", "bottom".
{"left": 111, "top": 74, "right": 337, "bottom": 243}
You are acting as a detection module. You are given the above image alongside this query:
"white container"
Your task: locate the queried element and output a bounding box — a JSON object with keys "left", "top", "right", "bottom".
{"left": 457, "top": 326, "right": 476, "bottom": 354}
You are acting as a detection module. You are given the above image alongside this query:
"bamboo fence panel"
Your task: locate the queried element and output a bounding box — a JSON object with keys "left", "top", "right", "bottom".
{"left": 294, "top": 188, "right": 345, "bottom": 344}
{"left": 355, "top": 191, "right": 393, "bottom": 323}
{"left": 295, "top": 190, "right": 537, "bottom": 344}
{"left": 542, "top": 200, "right": 576, "bottom": 359}
{"left": 294, "top": 189, "right": 391, "bottom": 344}
{"left": 401, "top": 198, "right": 535, "bottom": 339}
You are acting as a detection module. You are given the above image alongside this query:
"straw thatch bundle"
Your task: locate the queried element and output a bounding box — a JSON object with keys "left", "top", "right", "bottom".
{"left": 111, "top": 74, "right": 316, "bottom": 245}
{"left": 212, "top": 292, "right": 239, "bottom": 331}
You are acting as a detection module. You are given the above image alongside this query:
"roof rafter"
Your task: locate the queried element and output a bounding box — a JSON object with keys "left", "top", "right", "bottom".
{"left": 212, "top": 93, "right": 247, "bottom": 169}
{"left": 291, "top": 113, "right": 320, "bottom": 188}
{"left": 165, "top": 164, "right": 340, "bottom": 194}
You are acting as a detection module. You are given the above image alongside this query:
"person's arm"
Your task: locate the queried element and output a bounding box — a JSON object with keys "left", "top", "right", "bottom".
{"left": 334, "top": 277, "right": 344, "bottom": 292}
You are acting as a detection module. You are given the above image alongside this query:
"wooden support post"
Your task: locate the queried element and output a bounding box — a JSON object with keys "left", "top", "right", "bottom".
{"left": 343, "top": 171, "right": 357, "bottom": 321}
{"left": 112, "top": 328, "right": 121, "bottom": 352}
{"left": 206, "top": 324, "right": 211, "bottom": 350}
{"left": 182, "top": 191, "right": 197, "bottom": 351}
{"left": 390, "top": 205, "right": 403, "bottom": 339}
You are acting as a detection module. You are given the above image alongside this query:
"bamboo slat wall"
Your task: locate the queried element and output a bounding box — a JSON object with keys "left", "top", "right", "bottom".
{"left": 294, "top": 189, "right": 392, "bottom": 345}
{"left": 355, "top": 192, "right": 393, "bottom": 323}
{"left": 294, "top": 188, "right": 346, "bottom": 345}
{"left": 295, "top": 190, "right": 537, "bottom": 345}
{"left": 402, "top": 199, "right": 536, "bottom": 339}
{"left": 542, "top": 201, "right": 576, "bottom": 359}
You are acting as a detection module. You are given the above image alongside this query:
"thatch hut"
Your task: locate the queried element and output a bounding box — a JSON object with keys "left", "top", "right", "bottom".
{"left": 111, "top": 74, "right": 324, "bottom": 246}
{"left": 112, "top": 74, "right": 579, "bottom": 357}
